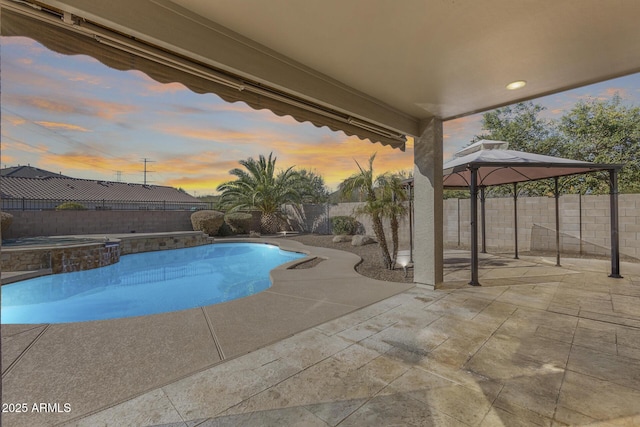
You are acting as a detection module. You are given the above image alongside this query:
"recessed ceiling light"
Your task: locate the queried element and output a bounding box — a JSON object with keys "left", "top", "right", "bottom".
{"left": 506, "top": 80, "right": 527, "bottom": 90}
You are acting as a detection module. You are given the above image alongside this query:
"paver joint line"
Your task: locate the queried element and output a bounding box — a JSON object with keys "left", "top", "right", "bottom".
{"left": 2, "top": 324, "right": 50, "bottom": 378}
{"left": 201, "top": 307, "right": 225, "bottom": 360}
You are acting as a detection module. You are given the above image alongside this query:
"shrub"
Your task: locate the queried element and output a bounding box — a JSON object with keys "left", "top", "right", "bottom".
{"left": 224, "top": 212, "right": 253, "bottom": 234}
{"left": 190, "top": 210, "right": 225, "bottom": 236}
{"left": 55, "top": 202, "right": 87, "bottom": 210}
{"left": 216, "top": 221, "right": 235, "bottom": 237}
{"left": 330, "top": 215, "right": 358, "bottom": 235}
{"left": 1, "top": 211, "right": 13, "bottom": 236}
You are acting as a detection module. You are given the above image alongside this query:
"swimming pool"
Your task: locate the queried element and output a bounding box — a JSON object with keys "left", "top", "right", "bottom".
{"left": 1, "top": 243, "right": 305, "bottom": 324}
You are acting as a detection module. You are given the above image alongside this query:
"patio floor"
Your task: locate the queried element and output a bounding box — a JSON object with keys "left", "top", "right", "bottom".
{"left": 2, "top": 241, "right": 640, "bottom": 426}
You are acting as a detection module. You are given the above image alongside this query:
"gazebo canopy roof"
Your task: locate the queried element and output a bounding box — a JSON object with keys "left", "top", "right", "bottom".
{"left": 442, "top": 140, "right": 623, "bottom": 188}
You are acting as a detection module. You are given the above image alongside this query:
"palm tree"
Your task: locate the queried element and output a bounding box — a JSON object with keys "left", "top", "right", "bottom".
{"left": 217, "top": 153, "right": 301, "bottom": 233}
{"left": 339, "top": 153, "right": 407, "bottom": 269}
{"left": 376, "top": 173, "right": 408, "bottom": 265}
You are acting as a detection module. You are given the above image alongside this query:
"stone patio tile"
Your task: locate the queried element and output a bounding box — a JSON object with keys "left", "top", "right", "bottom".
{"left": 555, "top": 371, "right": 640, "bottom": 424}
{"left": 331, "top": 343, "right": 381, "bottom": 369}
{"left": 371, "top": 323, "right": 449, "bottom": 364}
{"left": 360, "top": 354, "right": 410, "bottom": 384}
{"left": 266, "top": 328, "right": 353, "bottom": 370}
{"left": 534, "top": 325, "right": 575, "bottom": 344}
{"left": 480, "top": 404, "right": 553, "bottom": 427}
{"left": 493, "top": 371, "right": 564, "bottom": 419}
{"left": 70, "top": 389, "right": 183, "bottom": 427}
{"left": 452, "top": 285, "right": 509, "bottom": 301}
{"left": 380, "top": 366, "right": 459, "bottom": 396}
{"left": 195, "top": 406, "right": 327, "bottom": 426}
{"left": 499, "top": 308, "right": 578, "bottom": 338}
{"left": 617, "top": 345, "right": 640, "bottom": 360}
{"left": 610, "top": 282, "right": 640, "bottom": 298}
{"left": 612, "top": 294, "right": 640, "bottom": 317}
{"left": 313, "top": 299, "right": 403, "bottom": 336}
{"left": 422, "top": 294, "right": 493, "bottom": 320}
{"left": 573, "top": 320, "right": 617, "bottom": 354}
{"left": 333, "top": 312, "right": 400, "bottom": 344}
{"left": 220, "top": 356, "right": 390, "bottom": 417}
{"left": 304, "top": 398, "right": 368, "bottom": 426}
{"left": 566, "top": 346, "right": 640, "bottom": 391}
{"left": 616, "top": 325, "right": 640, "bottom": 349}
{"left": 582, "top": 415, "right": 640, "bottom": 426}
{"left": 161, "top": 353, "right": 301, "bottom": 420}
{"left": 546, "top": 301, "right": 581, "bottom": 316}
{"left": 480, "top": 266, "right": 532, "bottom": 279}
{"left": 408, "top": 382, "right": 497, "bottom": 426}
{"left": 496, "top": 285, "right": 558, "bottom": 310}
{"left": 338, "top": 393, "right": 445, "bottom": 426}
{"left": 464, "top": 337, "right": 558, "bottom": 381}
{"left": 578, "top": 310, "right": 640, "bottom": 329}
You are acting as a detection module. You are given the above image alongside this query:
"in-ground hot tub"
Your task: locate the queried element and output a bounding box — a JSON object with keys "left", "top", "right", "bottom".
{"left": 1, "top": 236, "right": 121, "bottom": 275}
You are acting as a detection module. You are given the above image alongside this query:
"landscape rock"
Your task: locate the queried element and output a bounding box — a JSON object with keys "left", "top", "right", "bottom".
{"left": 351, "top": 235, "right": 376, "bottom": 246}
{"left": 332, "top": 235, "right": 351, "bottom": 243}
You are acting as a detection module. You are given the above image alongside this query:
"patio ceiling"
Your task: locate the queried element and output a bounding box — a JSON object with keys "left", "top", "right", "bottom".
{"left": 3, "top": 0, "right": 640, "bottom": 147}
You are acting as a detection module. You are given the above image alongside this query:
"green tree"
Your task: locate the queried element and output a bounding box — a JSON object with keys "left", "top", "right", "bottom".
{"left": 558, "top": 95, "right": 640, "bottom": 194}
{"left": 475, "top": 102, "right": 560, "bottom": 155}
{"left": 217, "top": 153, "right": 301, "bottom": 233}
{"left": 295, "top": 168, "right": 330, "bottom": 203}
{"left": 474, "top": 101, "right": 562, "bottom": 196}
{"left": 339, "top": 153, "right": 407, "bottom": 269}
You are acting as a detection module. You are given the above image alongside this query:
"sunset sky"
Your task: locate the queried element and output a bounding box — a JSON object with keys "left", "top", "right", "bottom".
{"left": 2, "top": 36, "right": 639, "bottom": 195}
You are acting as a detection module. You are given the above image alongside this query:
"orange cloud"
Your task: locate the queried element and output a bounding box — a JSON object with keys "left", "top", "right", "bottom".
{"left": 1, "top": 139, "right": 50, "bottom": 155}
{"left": 3, "top": 115, "right": 26, "bottom": 126}
{"left": 39, "top": 152, "right": 140, "bottom": 174}
{"left": 34, "top": 121, "right": 91, "bottom": 132}
{"left": 156, "top": 123, "right": 281, "bottom": 144}
{"left": 6, "top": 94, "right": 137, "bottom": 119}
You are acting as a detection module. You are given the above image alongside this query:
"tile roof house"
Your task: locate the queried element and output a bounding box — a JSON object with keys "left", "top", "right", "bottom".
{"left": 0, "top": 166, "right": 206, "bottom": 210}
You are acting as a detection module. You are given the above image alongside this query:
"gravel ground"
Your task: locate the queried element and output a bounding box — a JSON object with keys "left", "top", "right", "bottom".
{"left": 289, "top": 234, "right": 413, "bottom": 283}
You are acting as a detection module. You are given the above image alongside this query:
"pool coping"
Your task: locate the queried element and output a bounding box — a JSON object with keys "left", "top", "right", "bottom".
{"left": 1, "top": 236, "right": 415, "bottom": 426}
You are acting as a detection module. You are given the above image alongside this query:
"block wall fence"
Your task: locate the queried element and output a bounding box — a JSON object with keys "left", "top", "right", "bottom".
{"left": 3, "top": 194, "right": 640, "bottom": 260}
{"left": 292, "top": 194, "right": 640, "bottom": 261}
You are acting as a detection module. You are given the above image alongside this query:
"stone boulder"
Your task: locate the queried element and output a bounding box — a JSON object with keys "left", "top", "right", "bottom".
{"left": 1, "top": 211, "right": 13, "bottom": 237}
{"left": 351, "top": 235, "right": 376, "bottom": 246}
{"left": 332, "top": 235, "right": 351, "bottom": 243}
{"left": 190, "top": 210, "right": 225, "bottom": 236}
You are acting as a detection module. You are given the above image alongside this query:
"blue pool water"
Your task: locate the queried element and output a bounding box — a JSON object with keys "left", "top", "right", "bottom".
{"left": 1, "top": 243, "right": 305, "bottom": 324}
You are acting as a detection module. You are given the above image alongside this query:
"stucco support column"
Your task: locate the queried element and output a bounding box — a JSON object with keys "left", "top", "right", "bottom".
{"left": 413, "top": 117, "right": 443, "bottom": 288}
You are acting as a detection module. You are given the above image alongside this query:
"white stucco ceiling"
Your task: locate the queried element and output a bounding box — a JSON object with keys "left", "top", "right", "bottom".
{"left": 169, "top": 0, "right": 640, "bottom": 120}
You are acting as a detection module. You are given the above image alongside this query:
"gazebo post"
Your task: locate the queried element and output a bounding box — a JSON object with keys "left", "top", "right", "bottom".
{"left": 469, "top": 167, "right": 480, "bottom": 286}
{"left": 609, "top": 168, "right": 622, "bottom": 278}
{"left": 554, "top": 177, "right": 561, "bottom": 267}
{"left": 480, "top": 186, "right": 487, "bottom": 253}
{"left": 513, "top": 183, "right": 519, "bottom": 259}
